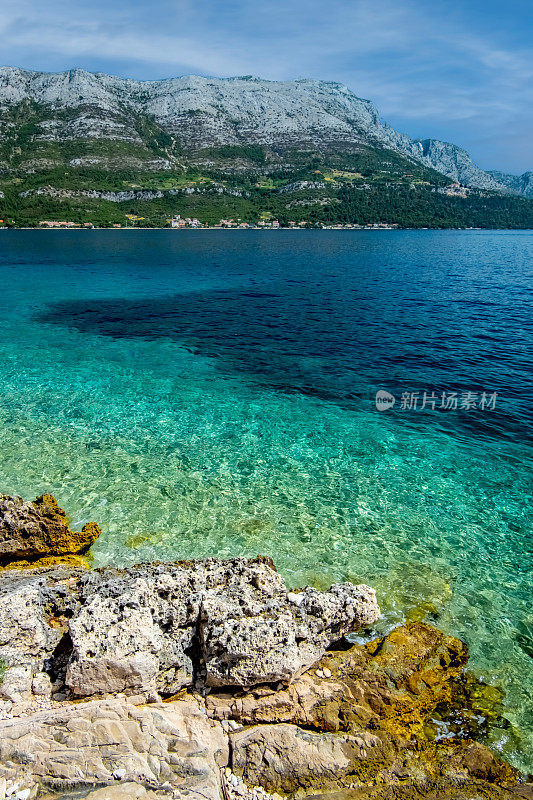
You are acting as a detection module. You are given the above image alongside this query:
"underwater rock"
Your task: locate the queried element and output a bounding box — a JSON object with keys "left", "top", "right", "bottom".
{"left": 0, "top": 494, "right": 100, "bottom": 567}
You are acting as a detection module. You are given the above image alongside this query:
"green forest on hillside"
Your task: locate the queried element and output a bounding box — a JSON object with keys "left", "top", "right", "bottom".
{"left": 0, "top": 100, "right": 532, "bottom": 228}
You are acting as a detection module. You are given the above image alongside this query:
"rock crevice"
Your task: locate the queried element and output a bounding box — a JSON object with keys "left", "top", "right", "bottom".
{"left": 0, "top": 556, "right": 380, "bottom": 701}
{"left": 0, "top": 494, "right": 529, "bottom": 800}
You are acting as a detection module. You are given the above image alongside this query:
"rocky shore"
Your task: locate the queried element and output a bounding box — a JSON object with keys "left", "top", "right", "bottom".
{"left": 0, "top": 494, "right": 531, "bottom": 800}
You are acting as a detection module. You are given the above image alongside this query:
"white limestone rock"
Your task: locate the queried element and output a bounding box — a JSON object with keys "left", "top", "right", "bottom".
{"left": 0, "top": 696, "right": 228, "bottom": 799}
{"left": 0, "top": 558, "right": 379, "bottom": 698}
{"left": 200, "top": 580, "right": 380, "bottom": 688}
{"left": 230, "top": 722, "right": 383, "bottom": 794}
{"left": 0, "top": 666, "right": 33, "bottom": 704}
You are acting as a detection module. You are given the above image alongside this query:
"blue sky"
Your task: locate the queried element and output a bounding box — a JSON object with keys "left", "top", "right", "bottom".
{"left": 1, "top": 0, "right": 531, "bottom": 173}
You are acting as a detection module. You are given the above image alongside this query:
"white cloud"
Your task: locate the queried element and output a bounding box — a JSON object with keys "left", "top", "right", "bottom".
{"left": 0, "top": 0, "right": 531, "bottom": 172}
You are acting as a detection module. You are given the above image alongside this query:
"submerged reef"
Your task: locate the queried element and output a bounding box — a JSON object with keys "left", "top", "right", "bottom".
{"left": 0, "top": 495, "right": 530, "bottom": 800}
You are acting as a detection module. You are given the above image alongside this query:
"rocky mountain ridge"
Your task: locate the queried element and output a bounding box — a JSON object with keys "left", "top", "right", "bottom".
{"left": 0, "top": 66, "right": 528, "bottom": 195}
{"left": 488, "top": 169, "right": 533, "bottom": 198}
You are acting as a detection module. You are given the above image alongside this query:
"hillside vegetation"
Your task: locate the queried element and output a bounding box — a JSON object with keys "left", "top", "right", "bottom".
{"left": 0, "top": 85, "right": 531, "bottom": 228}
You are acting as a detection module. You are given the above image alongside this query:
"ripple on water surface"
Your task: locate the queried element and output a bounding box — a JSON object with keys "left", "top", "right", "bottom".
{"left": 0, "top": 229, "right": 531, "bottom": 770}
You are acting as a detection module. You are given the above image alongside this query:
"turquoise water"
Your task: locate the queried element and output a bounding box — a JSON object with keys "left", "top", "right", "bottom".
{"left": 0, "top": 230, "right": 531, "bottom": 769}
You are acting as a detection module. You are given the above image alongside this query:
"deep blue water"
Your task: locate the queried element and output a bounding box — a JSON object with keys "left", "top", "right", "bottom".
{"left": 0, "top": 229, "right": 531, "bottom": 768}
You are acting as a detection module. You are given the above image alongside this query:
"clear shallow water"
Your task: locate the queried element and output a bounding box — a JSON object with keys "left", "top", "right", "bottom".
{"left": 0, "top": 230, "right": 531, "bottom": 769}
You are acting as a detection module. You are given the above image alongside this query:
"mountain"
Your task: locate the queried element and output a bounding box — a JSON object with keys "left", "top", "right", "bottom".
{"left": 0, "top": 67, "right": 525, "bottom": 192}
{"left": 0, "top": 67, "right": 531, "bottom": 228}
{"left": 488, "top": 170, "right": 533, "bottom": 199}
{"left": 409, "top": 139, "right": 511, "bottom": 192}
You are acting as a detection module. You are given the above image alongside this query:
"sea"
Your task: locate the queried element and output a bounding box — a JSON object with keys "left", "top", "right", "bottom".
{"left": 0, "top": 229, "right": 531, "bottom": 769}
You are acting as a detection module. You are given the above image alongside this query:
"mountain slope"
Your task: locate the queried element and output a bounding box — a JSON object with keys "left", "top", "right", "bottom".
{"left": 0, "top": 67, "right": 532, "bottom": 228}
{"left": 488, "top": 170, "right": 533, "bottom": 199}
{"left": 410, "top": 139, "right": 508, "bottom": 192}
{"left": 0, "top": 67, "right": 527, "bottom": 194}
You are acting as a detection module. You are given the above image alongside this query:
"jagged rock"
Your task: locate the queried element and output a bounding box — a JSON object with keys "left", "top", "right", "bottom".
{"left": 66, "top": 560, "right": 378, "bottom": 694}
{"left": 206, "top": 622, "right": 469, "bottom": 732}
{"left": 0, "top": 494, "right": 100, "bottom": 566}
{"left": 0, "top": 696, "right": 227, "bottom": 799}
{"left": 0, "top": 558, "right": 379, "bottom": 699}
{"left": 0, "top": 615, "right": 529, "bottom": 800}
{"left": 0, "top": 566, "right": 79, "bottom": 692}
{"left": 200, "top": 581, "right": 380, "bottom": 689}
{"left": 208, "top": 623, "right": 520, "bottom": 796}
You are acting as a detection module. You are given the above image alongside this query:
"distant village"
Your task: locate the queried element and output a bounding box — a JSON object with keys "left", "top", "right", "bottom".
{"left": 32, "top": 214, "right": 400, "bottom": 230}
{"left": 0, "top": 180, "right": 486, "bottom": 230}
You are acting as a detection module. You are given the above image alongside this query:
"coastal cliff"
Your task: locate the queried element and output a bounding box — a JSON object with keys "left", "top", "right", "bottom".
{"left": 0, "top": 495, "right": 530, "bottom": 800}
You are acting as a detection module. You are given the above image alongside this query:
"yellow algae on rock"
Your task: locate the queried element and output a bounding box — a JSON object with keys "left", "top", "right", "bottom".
{"left": 210, "top": 621, "right": 521, "bottom": 797}
{"left": 0, "top": 493, "right": 101, "bottom": 568}
{"left": 1, "top": 553, "right": 91, "bottom": 571}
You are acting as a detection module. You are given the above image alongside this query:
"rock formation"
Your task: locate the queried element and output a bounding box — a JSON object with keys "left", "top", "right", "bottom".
{"left": 0, "top": 557, "right": 379, "bottom": 699}
{"left": 0, "top": 696, "right": 228, "bottom": 799}
{"left": 0, "top": 615, "right": 529, "bottom": 800}
{"left": 218, "top": 623, "right": 520, "bottom": 795}
{"left": 0, "top": 494, "right": 530, "bottom": 800}
{"left": 0, "top": 493, "right": 100, "bottom": 569}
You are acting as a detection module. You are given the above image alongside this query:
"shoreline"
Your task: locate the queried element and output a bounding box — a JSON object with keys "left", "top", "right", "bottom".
{"left": 0, "top": 493, "right": 531, "bottom": 800}
{"left": 2, "top": 226, "right": 530, "bottom": 231}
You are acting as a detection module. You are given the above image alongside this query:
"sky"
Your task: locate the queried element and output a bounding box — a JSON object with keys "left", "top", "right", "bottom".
{"left": 1, "top": 0, "right": 532, "bottom": 174}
